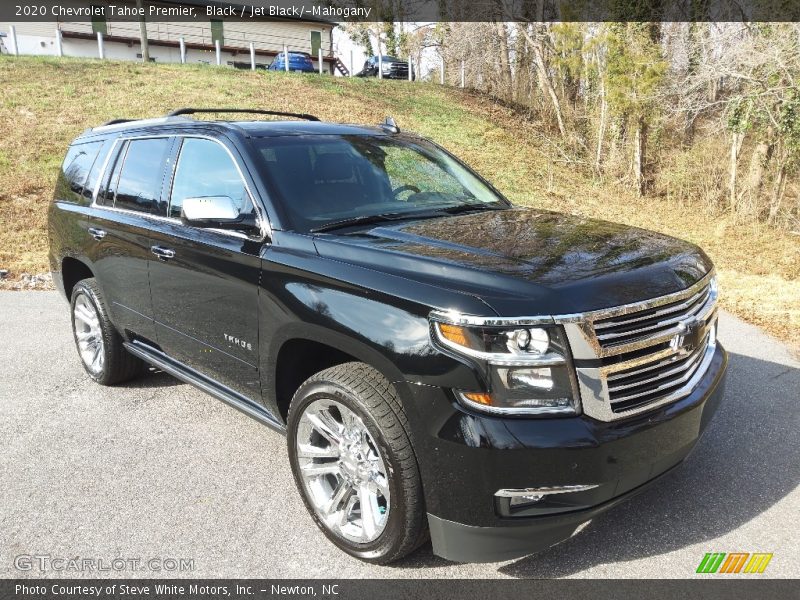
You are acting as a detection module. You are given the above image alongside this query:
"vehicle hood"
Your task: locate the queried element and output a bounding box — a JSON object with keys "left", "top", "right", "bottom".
{"left": 312, "top": 208, "right": 713, "bottom": 316}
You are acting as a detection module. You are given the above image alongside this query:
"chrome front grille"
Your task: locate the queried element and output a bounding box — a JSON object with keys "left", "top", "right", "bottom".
{"left": 593, "top": 282, "right": 713, "bottom": 349}
{"left": 605, "top": 331, "right": 712, "bottom": 413}
{"left": 560, "top": 271, "right": 719, "bottom": 422}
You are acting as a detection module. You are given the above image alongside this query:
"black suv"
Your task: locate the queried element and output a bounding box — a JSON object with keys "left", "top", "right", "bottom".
{"left": 48, "top": 109, "right": 727, "bottom": 564}
{"left": 356, "top": 55, "right": 414, "bottom": 80}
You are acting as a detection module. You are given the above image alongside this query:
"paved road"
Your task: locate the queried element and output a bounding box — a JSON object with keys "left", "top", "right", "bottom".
{"left": 1, "top": 292, "right": 798, "bottom": 579}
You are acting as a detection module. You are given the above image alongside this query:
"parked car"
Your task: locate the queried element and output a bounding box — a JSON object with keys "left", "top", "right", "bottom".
{"left": 357, "top": 55, "right": 414, "bottom": 80}
{"left": 268, "top": 51, "right": 316, "bottom": 73}
{"left": 49, "top": 108, "right": 727, "bottom": 564}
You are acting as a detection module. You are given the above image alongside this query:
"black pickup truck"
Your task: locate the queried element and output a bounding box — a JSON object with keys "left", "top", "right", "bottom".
{"left": 48, "top": 109, "right": 727, "bottom": 564}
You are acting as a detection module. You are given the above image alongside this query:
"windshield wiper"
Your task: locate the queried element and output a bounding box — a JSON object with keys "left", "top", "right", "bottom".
{"left": 311, "top": 212, "right": 410, "bottom": 233}
{"left": 437, "top": 202, "right": 508, "bottom": 215}
{"left": 310, "top": 203, "right": 508, "bottom": 233}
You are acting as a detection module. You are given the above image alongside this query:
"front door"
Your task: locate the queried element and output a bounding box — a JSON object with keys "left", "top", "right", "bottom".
{"left": 147, "top": 136, "right": 264, "bottom": 399}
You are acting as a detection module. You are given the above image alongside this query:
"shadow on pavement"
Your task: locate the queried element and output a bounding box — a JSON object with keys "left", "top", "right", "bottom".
{"left": 124, "top": 367, "right": 184, "bottom": 389}
{"left": 117, "top": 350, "right": 798, "bottom": 575}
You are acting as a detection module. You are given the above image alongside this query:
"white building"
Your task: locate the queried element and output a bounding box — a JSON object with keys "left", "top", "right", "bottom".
{"left": 1, "top": 0, "right": 346, "bottom": 74}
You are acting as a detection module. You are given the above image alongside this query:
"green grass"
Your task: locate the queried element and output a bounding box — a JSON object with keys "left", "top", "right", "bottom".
{"left": 1, "top": 55, "right": 797, "bottom": 348}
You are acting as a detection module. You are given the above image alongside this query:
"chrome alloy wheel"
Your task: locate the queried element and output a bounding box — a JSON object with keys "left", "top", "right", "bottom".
{"left": 296, "top": 399, "right": 391, "bottom": 543}
{"left": 73, "top": 294, "right": 104, "bottom": 374}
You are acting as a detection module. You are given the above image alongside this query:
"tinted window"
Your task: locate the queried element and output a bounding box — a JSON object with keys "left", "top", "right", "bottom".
{"left": 97, "top": 141, "right": 127, "bottom": 207}
{"left": 169, "top": 138, "right": 252, "bottom": 220}
{"left": 113, "top": 138, "right": 171, "bottom": 214}
{"left": 55, "top": 141, "right": 103, "bottom": 203}
{"left": 82, "top": 139, "right": 112, "bottom": 202}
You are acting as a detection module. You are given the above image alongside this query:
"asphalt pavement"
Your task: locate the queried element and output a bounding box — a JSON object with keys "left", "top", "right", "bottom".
{"left": 1, "top": 292, "right": 797, "bottom": 578}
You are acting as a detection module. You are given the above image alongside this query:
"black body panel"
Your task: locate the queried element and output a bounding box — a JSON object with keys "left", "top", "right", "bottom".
{"left": 89, "top": 208, "right": 160, "bottom": 341}
{"left": 314, "top": 208, "right": 713, "bottom": 316}
{"left": 148, "top": 222, "right": 263, "bottom": 399}
{"left": 425, "top": 346, "right": 726, "bottom": 562}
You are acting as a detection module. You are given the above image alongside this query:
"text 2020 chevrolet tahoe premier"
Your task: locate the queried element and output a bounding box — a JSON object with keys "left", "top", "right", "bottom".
{"left": 48, "top": 109, "right": 727, "bottom": 564}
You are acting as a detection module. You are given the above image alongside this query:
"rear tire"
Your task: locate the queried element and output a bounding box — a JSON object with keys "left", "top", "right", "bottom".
{"left": 287, "top": 362, "right": 428, "bottom": 564}
{"left": 70, "top": 278, "right": 143, "bottom": 385}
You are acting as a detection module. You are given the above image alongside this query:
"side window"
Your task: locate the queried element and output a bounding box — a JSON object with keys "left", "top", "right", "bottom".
{"left": 54, "top": 141, "right": 103, "bottom": 204}
{"left": 97, "top": 140, "right": 127, "bottom": 207}
{"left": 112, "top": 138, "right": 171, "bottom": 214}
{"left": 81, "top": 139, "right": 112, "bottom": 202}
{"left": 169, "top": 138, "right": 253, "bottom": 220}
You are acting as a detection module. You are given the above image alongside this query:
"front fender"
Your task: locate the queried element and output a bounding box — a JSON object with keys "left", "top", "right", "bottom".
{"left": 258, "top": 256, "right": 486, "bottom": 421}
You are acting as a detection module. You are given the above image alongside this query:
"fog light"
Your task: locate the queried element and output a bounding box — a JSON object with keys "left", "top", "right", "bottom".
{"left": 496, "top": 486, "right": 599, "bottom": 518}
{"left": 496, "top": 484, "right": 599, "bottom": 501}
{"left": 510, "top": 494, "right": 544, "bottom": 507}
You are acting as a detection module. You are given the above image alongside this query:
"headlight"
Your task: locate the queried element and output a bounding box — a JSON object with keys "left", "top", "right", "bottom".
{"left": 431, "top": 315, "right": 580, "bottom": 416}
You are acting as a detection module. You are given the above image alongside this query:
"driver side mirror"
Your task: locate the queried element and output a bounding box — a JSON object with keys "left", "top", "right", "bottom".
{"left": 180, "top": 196, "right": 259, "bottom": 233}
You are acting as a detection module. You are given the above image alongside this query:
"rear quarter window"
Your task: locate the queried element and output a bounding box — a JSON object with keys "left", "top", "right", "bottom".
{"left": 53, "top": 140, "right": 104, "bottom": 204}
{"left": 98, "top": 137, "right": 171, "bottom": 215}
{"left": 113, "top": 138, "right": 171, "bottom": 215}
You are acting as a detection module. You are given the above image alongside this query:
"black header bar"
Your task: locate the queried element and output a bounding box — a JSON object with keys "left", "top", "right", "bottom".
{"left": 1, "top": 579, "right": 799, "bottom": 600}
{"left": 2, "top": 0, "right": 800, "bottom": 23}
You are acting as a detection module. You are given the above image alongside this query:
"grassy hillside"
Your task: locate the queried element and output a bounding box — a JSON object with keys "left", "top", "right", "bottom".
{"left": 1, "top": 56, "right": 797, "bottom": 348}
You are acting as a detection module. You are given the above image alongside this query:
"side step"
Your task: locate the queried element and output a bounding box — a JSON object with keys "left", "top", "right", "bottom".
{"left": 124, "top": 341, "right": 286, "bottom": 434}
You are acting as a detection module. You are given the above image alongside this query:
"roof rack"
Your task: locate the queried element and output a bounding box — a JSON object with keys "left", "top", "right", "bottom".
{"left": 166, "top": 108, "right": 320, "bottom": 121}
{"left": 102, "top": 118, "right": 137, "bottom": 126}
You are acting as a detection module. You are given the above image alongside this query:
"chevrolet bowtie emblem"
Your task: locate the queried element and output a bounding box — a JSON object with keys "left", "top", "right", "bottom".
{"left": 671, "top": 317, "right": 705, "bottom": 355}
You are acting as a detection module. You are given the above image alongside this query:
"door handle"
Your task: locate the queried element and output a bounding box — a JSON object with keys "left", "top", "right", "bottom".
{"left": 150, "top": 245, "right": 176, "bottom": 260}
{"left": 88, "top": 227, "right": 106, "bottom": 241}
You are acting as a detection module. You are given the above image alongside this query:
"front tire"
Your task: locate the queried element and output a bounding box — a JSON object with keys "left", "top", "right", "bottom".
{"left": 70, "top": 278, "right": 143, "bottom": 385}
{"left": 287, "top": 362, "right": 427, "bottom": 564}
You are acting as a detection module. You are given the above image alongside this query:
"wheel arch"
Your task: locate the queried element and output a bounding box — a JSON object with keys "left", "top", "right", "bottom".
{"left": 61, "top": 256, "right": 95, "bottom": 300}
{"left": 267, "top": 327, "right": 409, "bottom": 424}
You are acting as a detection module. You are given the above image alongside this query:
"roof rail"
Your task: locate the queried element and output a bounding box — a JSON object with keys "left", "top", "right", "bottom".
{"left": 166, "top": 108, "right": 320, "bottom": 121}
{"left": 102, "top": 118, "right": 137, "bottom": 126}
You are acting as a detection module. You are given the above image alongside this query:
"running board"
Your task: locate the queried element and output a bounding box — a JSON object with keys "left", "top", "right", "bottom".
{"left": 124, "top": 341, "right": 286, "bottom": 434}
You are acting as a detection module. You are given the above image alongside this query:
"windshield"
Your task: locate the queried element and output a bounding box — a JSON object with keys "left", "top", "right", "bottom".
{"left": 253, "top": 135, "right": 507, "bottom": 233}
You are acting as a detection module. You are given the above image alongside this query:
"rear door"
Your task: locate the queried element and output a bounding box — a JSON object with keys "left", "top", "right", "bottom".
{"left": 88, "top": 136, "right": 174, "bottom": 342}
{"left": 147, "top": 135, "right": 264, "bottom": 400}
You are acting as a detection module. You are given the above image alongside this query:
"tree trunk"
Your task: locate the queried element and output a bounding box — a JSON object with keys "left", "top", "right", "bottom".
{"left": 519, "top": 25, "right": 566, "bottom": 138}
{"left": 768, "top": 159, "right": 787, "bottom": 224}
{"left": 740, "top": 130, "right": 774, "bottom": 217}
{"left": 595, "top": 77, "right": 607, "bottom": 173}
{"left": 495, "top": 22, "right": 513, "bottom": 100}
{"left": 633, "top": 118, "right": 647, "bottom": 196}
{"left": 728, "top": 131, "right": 743, "bottom": 211}
{"left": 513, "top": 25, "right": 531, "bottom": 104}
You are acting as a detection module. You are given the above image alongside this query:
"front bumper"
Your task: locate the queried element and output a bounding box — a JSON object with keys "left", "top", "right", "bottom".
{"left": 400, "top": 344, "right": 727, "bottom": 563}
